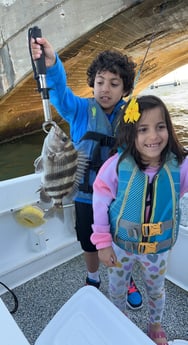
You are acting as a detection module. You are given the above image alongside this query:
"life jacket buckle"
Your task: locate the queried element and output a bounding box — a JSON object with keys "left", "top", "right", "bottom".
{"left": 138, "top": 242, "right": 158, "bottom": 254}
{"left": 142, "top": 222, "right": 162, "bottom": 236}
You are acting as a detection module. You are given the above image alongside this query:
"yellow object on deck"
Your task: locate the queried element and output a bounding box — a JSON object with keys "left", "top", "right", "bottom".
{"left": 14, "top": 205, "right": 45, "bottom": 228}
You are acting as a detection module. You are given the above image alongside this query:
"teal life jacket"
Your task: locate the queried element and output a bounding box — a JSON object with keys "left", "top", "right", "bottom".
{"left": 74, "top": 98, "right": 123, "bottom": 201}
{"left": 109, "top": 153, "right": 180, "bottom": 254}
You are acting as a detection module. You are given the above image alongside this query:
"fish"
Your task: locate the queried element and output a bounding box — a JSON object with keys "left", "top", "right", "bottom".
{"left": 34, "top": 123, "right": 88, "bottom": 217}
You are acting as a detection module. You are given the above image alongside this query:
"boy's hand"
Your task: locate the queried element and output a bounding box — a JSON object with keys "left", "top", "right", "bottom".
{"left": 98, "top": 247, "right": 117, "bottom": 267}
{"left": 31, "top": 37, "right": 56, "bottom": 68}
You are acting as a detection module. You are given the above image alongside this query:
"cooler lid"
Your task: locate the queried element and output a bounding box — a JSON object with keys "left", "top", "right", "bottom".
{"left": 35, "top": 286, "right": 155, "bottom": 345}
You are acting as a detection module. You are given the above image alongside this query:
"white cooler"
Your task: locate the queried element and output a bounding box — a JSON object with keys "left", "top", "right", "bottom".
{"left": 35, "top": 286, "right": 155, "bottom": 345}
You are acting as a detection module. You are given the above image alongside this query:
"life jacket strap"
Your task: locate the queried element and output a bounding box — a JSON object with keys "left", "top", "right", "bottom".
{"left": 119, "top": 219, "right": 173, "bottom": 238}
{"left": 80, "top": 131, "right": 116, "bottom": 147}
{"left": 115, "top": 237, "right": 173, "bottom": 254}
{"left": 142, "top": 220, "right": 173, "bottom": 236}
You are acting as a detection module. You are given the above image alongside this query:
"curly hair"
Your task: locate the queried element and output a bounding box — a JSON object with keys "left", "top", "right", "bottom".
{"left": 87, "top": 50, "right": 136, "bottom": 96}
{"left": 115, "top": 95, "right": 188, "bottom": 170}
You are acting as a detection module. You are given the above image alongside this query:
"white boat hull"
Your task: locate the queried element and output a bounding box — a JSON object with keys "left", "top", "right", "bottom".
{"left": 0, "top": 173, "right": 188, "bottom": 294}
{"left": 0, "top": 173, "right": 82, "bottom": 294}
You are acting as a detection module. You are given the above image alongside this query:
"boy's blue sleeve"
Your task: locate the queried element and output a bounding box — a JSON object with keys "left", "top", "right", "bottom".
{"left": 46, "top": 54, "right": 88, "bottom": 141}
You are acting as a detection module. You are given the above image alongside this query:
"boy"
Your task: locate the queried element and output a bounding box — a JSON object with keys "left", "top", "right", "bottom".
{"left": 31, "top": 37, "right": 142, "bottom": 309}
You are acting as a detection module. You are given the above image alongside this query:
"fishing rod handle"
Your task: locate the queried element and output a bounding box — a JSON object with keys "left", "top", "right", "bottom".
{"left": 31, "top": 26, "right": 46, "bottom": 75}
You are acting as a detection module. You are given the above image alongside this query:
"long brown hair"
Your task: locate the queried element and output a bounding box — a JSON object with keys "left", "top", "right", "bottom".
{"left": 114, "top": 95, "right": 188, "bottom": 170}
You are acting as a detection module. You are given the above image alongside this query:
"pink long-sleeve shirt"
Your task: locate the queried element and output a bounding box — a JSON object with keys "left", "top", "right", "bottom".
{"left": 91, "top": 153, "right": 188, "bottom": 250}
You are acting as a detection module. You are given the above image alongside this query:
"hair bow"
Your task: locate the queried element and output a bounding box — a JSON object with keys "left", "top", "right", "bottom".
{"left": 123, "top": 97, "right": 141, "bottom": 123}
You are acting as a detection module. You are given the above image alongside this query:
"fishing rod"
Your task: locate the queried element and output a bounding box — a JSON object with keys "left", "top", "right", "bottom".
{"left": 28, "top": 26, "right": 56, "bottom": 133}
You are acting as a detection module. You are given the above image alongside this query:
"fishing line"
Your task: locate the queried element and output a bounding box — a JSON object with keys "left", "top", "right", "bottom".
{"left": 114, "top": 14, "right": 157, "bottom": 136}
{"left": 131, "top": 0, "right": 170, "bottom": 95}
{"left": 133, "top": 29, "right": 155, "bottom": 92}
{"left": 113, "top": 29, "right": 156, "bottom": 136}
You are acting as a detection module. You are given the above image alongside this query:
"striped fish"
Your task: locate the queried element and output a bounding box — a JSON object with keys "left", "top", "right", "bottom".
{"left": 34, "top": 123, "right": 88, "bottom": 215}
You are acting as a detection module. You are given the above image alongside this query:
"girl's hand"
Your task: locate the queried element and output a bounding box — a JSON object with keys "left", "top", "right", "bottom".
{"left": 98, "top": 247, "right": 117, "bottom": 267}
{"left": 30, "top": 37, "right": 56, "bottom": 67}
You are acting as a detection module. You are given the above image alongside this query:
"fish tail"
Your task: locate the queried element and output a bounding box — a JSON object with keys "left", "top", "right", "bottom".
{"left": 44, "top": 205, "right": 64, "bottom": 221}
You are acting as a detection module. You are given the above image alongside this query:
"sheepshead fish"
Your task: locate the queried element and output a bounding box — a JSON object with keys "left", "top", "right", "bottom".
{"left": 34, "top": 123, "right": 88, "bottom": 217}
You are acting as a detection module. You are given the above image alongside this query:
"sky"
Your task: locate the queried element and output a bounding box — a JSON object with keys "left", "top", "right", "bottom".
{"left": 157, "top": 64, "right": 188, "bottom": 83}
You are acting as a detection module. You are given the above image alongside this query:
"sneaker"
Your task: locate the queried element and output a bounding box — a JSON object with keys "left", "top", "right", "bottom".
{"left": 126, "top": 277, "right": 143, "bottom": 310}
{"left": 85, "top": 276, "right": 101, "bottom": 289}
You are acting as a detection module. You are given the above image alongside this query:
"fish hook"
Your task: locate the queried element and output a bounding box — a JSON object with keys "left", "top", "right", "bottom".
{"left": 42, "top": 120, "right": 57, "bottom": 133}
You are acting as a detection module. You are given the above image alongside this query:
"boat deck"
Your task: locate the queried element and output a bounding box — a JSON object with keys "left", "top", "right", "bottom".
{"left": 1, "top": 253, "right": 188, "bottom": 345}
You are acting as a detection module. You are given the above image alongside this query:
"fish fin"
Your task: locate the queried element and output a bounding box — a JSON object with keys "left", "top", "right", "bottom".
{"left": 39, "top": 188, "right": 52, "bottom": 203}
{"left": 70, "top": 150, "right": 89, "bottom": 195}
{"left": 35, "top": 185, "right": 52, "bottom": 204}
{"left": 43, "top": 207, "right": 56, "bottom": 219}
{"left": 75, "top": 151, "right": 89, "bottom": 181}
{"left": 34, "top": 156, "right": 43, "bottom": 172}
{"left": 54, "top": 207, "right": 64, "bottom": 221}
{"left": 44, "top": 206, "right": 64, "bottom": 221}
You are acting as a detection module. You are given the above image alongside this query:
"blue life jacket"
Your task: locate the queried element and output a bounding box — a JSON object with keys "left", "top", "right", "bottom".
{"left": 109, "top": 153, "right": 180, "bottom": 254}
{"left": 74, "top": 98, "right": 123, "bottom": 202}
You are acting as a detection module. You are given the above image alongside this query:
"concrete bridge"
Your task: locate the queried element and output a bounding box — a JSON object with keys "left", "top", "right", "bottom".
{"left": 0, "top": 0, "right": 188, "bottom": 141}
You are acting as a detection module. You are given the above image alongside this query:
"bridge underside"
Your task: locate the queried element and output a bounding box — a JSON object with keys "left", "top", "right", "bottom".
{"left": 0, "top": 0, "right": 188, "bottom": 142}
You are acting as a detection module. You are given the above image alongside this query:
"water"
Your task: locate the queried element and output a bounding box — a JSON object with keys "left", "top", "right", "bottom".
{"left": 0, "top": 82, "right": 188, "bottom": 181}
{"left": 0, "top": 131, "right": 46, "bottom": 181}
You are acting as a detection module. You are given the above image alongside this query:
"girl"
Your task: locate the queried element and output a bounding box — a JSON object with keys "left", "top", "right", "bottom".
{"left": 91, "top": 95, "right": 188, "bottom": 345}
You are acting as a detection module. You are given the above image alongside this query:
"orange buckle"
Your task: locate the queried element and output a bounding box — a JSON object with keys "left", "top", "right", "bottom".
{"left": 138, "top": 242, "right": 157, "bottom": 254}
{"left": 142, "top": 222, "right": 162, "bottom": 237}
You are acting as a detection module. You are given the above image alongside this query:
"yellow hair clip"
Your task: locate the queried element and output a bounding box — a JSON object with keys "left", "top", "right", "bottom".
{"left": 123, "top": 97, "right": 141, "bottom": 123}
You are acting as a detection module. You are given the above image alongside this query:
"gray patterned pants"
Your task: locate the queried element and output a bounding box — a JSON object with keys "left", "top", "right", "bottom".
{"left": 108, "top": 242, "right": 169, "bottom": 324}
